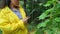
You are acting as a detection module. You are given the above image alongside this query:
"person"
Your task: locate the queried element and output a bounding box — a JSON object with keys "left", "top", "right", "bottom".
{"left": 0, "top": 0, "right": 29, "bottom": 34}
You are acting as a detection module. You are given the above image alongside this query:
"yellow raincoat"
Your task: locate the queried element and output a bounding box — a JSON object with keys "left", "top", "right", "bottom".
{"left": 0, "top": 8, "right": 1, "bottom": 10}
{"left": 0, "top": 6, "right": 28, "bottom": 34}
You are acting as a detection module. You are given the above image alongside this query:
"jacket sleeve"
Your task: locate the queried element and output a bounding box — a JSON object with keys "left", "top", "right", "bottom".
{"left": 0, "top": 17, "right": 20, "bottom": 32}
{"left": 18, "top": 20, "right": 28, "bottom": 34}
{"left": 0, "top": 12, "right": 27, "bottom": 33}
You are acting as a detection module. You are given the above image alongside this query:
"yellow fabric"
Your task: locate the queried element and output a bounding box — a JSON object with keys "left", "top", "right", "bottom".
{"left": 0, "top": 9, "right": 2, "bottom": 12}
{"left": 0, "top": 6, "right": 28, "bottom": 34}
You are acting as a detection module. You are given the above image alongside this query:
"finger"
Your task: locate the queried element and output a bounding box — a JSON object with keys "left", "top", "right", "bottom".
{"left": 27, "top": 16, "right": 30, "bottom": 18}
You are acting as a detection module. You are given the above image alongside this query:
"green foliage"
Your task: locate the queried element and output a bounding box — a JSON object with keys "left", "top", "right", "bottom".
{"left": 23, "top": 0, "right": 60, "bottom": 34}
{"left": 38, "top": 8, "right": 54, "bottom": 20}
{"left": 35, "top": 0, "right": 60, "bottom": 34}
{"left": 37, "top": 19, "right": 50, "bottom": 29}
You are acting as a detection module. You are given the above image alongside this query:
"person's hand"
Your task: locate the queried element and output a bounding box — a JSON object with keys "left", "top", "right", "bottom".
{"left": 22, "top": 16, "right": 30, "bottom": 23}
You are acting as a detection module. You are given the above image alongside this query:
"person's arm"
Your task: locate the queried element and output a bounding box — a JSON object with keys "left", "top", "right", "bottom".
{"left": 0, "top": 18, "right": 20, "bottom": 32}
{"left": 0, "top": 13, "right": 27, "bottom": 33}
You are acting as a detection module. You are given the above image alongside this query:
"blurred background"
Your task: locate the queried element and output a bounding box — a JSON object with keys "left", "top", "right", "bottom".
{"left": 0, "top": 0, "right": 60, "bottom": 34}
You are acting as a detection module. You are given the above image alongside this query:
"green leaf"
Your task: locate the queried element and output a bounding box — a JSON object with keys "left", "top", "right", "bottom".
{"left": 35, "top": 29, "right": 44, "bottom": 34}
{"left": 44, "top": 1, "right": 53, "bottom": 7}
{"left": 44, "top": 30, "right": 53, "bottom": 34}
{"left": 54, "top": 17, "right": 60, "bottom": 22}
{"left": 37, "top": 19, "right": 50, "bottom": 29}
{"left": 39, "top": 8, "right": 54, "bottom": 20}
